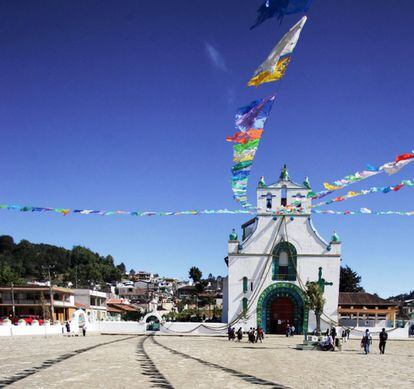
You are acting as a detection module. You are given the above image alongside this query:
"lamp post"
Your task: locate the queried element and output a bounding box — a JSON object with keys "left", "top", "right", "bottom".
{"left": 42, "top": 265, "right": 55, "bottom": 322}
{"left": 11, "top": 282, "right": 15, "bottom": 318}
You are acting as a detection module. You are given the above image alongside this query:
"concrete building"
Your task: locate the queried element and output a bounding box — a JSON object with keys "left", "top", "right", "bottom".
{"left": 0, "top": 286, "right": 75, "bottom": 322}
{"left": 73, "top": 289, "right": 107, "bottom": 321}
{"left": 338, "top": 292, "right": 398, "bottom": 327}
{"left": 223, "top": 167, "right": 341, "bottom": 334}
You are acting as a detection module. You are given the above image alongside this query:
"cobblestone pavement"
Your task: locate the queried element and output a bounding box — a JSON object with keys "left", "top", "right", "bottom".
{"left": 0, "top": 334, "right": 413, "bottom": 388}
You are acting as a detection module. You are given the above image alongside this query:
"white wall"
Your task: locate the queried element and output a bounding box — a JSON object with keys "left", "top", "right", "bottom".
{"left": 227, "top": 213, "right": 341, "bottom": 331}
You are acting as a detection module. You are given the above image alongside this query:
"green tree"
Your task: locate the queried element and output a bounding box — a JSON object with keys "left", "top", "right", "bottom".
{"left": 306, "top": 282, "right": 325, "bottom": 334}
{"left": 340, "top": 265, "right": 364, "bottom": 292}
{"left": 189, "top": 267, "right": 202, "bottom": 283}
{"left": 117, "top": 262, "right": 126, "bottom": 274}
{"left": 0, "top": 263, "right": 24, "bottom": 285}
{"left": 0, "top": 235, "right": 15, "bottom": 253}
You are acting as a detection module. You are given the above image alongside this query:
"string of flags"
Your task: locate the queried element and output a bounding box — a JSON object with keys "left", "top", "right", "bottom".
{"left": 312, "top": 209, "right": 414, "bottom": 217}
{"left": 3, "top": 6, "right": 414, "bottom": 220}
{"left": 311, "top": 178, "right": 414, "bottom": 209}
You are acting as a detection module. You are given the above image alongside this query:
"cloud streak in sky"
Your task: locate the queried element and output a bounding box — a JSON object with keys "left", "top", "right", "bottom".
{"left": 205, "top": 42, "right": 228, "bottom": 72}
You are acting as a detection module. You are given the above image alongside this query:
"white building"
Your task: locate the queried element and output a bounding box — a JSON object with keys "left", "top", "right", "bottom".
{"left": 74, "top": 289, "right": 108, "bottom": 321}
{"left": 223, "top": 167, "right": 341, "bottom": 334}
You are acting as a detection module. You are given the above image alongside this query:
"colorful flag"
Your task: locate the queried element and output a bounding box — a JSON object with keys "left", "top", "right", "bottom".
{"left": 227, "top": 96, "right": 276, "bottom": 208}
{"left": 248, "top": 16, "right": 307, "bottom": 87}
{"left": 251, "top": 0, "right": 313, "bottom": 29}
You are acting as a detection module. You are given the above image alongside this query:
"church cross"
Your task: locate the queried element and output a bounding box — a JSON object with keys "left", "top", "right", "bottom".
{"left": 260, "top": 192, "right": 277, "bottom": 209}
{"left": 317, "top": 267, "right": 333, "bottom": 293}
{"left": 260, "top": 193, "right": 276, "bottom": 200}
{"left": 292, "top": 193, "right": 306, "bottom": 199}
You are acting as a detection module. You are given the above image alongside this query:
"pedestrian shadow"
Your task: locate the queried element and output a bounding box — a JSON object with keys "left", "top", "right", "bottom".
{"left": 0, "top": 336, "right": 135, "bottom": 387}
{"left": 136, "top": 336, "right": 173, "bottom": 388}
{"left": 151, "top": 336, "right": 288, "bottom": 388}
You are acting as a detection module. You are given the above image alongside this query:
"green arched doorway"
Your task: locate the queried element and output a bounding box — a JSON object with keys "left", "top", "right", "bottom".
{"left": 257, "top": 282, "right": 308, "bottom": 334}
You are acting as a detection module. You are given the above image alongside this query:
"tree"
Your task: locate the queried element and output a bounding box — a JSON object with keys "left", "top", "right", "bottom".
{"left": 189, "top": 267, "right": 202, "bottom": 284}
{"left": 0, "top": 235, "right": 15, "bottom": 253}
{"left": 0, "top": 263, "right": 24, "bottom": 285}
{"left": 129, "top": 269, "right": 136, "bottom": 276}
{"left": 306, "top": 282, "right": 325, "bottom": 334}
{"left": 340, "top": 266, "right": 364, "bottom": 292}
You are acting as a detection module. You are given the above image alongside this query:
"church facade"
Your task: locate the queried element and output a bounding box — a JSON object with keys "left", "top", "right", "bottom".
{"left": 222, "top": 167, "right": 341, "bottom": 334}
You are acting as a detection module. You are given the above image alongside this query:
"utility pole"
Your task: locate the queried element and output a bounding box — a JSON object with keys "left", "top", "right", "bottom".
{"left": 42, "top": 265, "right": 55, "bottom": 322}
{"left": 11, "top": 282, "right": 15, "bottom": 318}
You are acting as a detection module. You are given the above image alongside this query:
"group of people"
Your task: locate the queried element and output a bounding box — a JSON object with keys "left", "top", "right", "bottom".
{"left": 318, "top": 327, "right": 338, "bottom": 351}
{"left": 228, "top": 326, "right": 264, "bottom": 343}
{"left": 63, "top": 321, "right": 87, "bottom": 337}
{"left": 285, "top": 323, "right": 295, "bottom": 337}
{"left": 361, "top": 328, "right": 388, "bottom": 355}
{"left": 318, "top": 326, "right": 389, "bottom": 354}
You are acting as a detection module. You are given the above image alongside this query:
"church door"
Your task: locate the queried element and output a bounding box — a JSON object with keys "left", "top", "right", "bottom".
{"left": 269, "top": 297, "right": 294, "bottom": 334}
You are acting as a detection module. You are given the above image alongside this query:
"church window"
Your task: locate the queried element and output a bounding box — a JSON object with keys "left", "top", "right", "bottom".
{"left": 242, "top": 297, "right": 248, "bottom": 314}
{"left": 272, "top": 241, "right": 297, "bottom": 281}
{"left": 281, "top": 186, "right": 287, "bottom": 206}
{"left": 242, "top": 277, "right": 248, "bottom": 293}
{"left": 266, "top": 193, "right": 272, "bottom": 209}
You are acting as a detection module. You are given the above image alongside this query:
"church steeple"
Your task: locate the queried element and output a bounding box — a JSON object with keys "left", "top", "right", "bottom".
{"left": 279, "top": 164, "right": 290, "bottom": 181}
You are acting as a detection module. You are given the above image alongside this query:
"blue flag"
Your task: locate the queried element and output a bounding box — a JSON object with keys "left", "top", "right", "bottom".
{"left": 251, "top": 0, "right": 313, "bottom": 29}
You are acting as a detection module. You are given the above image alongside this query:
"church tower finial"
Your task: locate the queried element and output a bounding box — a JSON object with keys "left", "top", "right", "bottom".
{"left": 279, "top": 164, "right": 290, "bottom": 181}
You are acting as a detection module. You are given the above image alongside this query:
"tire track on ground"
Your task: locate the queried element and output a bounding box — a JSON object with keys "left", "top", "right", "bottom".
{"left": 0, "top": 336, "right": 136, "bottom": 387}
{"left": 136, "top": 335, "right": 173, "bottom": 388}
{"left": 150, "top": 336, "right": 288, "bottom": 388}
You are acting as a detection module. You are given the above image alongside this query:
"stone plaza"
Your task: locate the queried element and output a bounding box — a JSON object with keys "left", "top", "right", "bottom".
{"left": 0, "top": 334, "right": 413, "bottom": 388}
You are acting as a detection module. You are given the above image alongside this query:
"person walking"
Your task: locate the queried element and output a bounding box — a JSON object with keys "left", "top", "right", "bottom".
{"left": 330, "top": 327, "right": 337, "bottom": 347}
{"left": 379, "top": 328, "right": 388, "bottom": 354}
{"left": 342, "top": 329, "right": 347, "bottom": 343}
{"left": 285, "top": 323, "right": 290, "bottom": 337}
{"left": 237, "top": 327, "right": 243, "bottom": 342}
{"left": 256, "top": 326, "right": 264, "bottom": 343}
{"left": 82, "top": 323, "right": 87, "bottom": 337}
{"left": 290, "top": 325, "right": 295, "bottom": 337}
{"left": 361, "top": 329, "right": 372, "bottom": 354}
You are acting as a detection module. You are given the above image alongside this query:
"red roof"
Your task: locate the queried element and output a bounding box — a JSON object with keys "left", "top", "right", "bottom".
{"left": 107, "top": 303, "right": 137, "bottom": 312}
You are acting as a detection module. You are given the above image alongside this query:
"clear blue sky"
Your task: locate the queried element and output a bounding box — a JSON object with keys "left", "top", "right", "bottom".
{"left": 0, "top": 0, "right": 413, "bottom": 297}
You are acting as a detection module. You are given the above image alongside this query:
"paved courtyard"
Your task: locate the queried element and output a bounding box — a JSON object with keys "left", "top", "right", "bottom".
{"left": 0, "top": 334, "right": 413, "bottom": 388}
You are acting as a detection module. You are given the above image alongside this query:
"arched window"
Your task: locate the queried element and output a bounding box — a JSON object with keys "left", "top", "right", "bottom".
{"left": 272, "top": 241, "right": 297, "bottom": 281}
{"left": 242, "top": 297, "right": 248, "bottom": 314}
{"left": 281, "top": 186, "right": 287, "bottom": 206}
{"left": 242, "top": 277, "right": 248, "bottom": 293}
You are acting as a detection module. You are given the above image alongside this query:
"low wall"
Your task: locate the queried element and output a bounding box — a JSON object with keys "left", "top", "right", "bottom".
{"left": 348, "top": 325, "right": 409, "bottom": 340}
{"left": 91, "top": 321, "right": 146, "bottom": 334}
{"left": 0, "top": 324, "right": 65, "bottom": 337}
{"left": 160, "top": 322, "right": 227, "bottom": 335}
{"left": 0, "top": 321, "right": 228, "bottom": 336}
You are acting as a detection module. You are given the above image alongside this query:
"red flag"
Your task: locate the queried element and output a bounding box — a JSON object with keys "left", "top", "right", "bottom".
{"left": 393, "top": 184, "right": 404, "bottom": 191}
{"left": 396, "top": 153, "right": 414, "bottom": 163}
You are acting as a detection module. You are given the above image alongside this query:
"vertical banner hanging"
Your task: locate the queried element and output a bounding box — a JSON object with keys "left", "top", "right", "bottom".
{"left": 227, "top": 95, "right": 276, "bottom": 208}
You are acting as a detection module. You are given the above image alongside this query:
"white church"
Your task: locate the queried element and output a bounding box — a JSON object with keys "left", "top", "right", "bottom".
{"left": 222, "top": 166, "right": 341, "bottom": 334}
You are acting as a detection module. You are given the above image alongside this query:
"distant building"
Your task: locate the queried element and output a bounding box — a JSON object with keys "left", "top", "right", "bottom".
{"left": 0, "top": 286, "right": 75, "bottom": 322}
{"left": 107, "top": 298, "right": 140, "bottom": 319}
{"left": 73, "top": 289, "right": 107, "bottom": 321}
{"left": 338, "top": 292, "right": 398, "bottom": 327}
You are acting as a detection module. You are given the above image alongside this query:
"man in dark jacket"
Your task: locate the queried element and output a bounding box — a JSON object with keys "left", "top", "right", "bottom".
{"left": 379, "top": 328, "right": 388, "bottom": 354}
